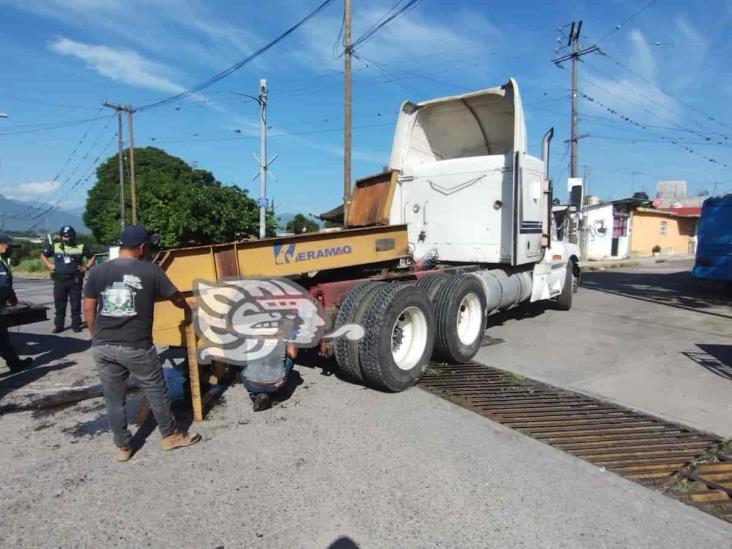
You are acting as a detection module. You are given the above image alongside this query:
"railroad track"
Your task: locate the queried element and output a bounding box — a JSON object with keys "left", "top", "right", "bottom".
{"left": 420, "top": 362, "right": 732, "bottom": 523}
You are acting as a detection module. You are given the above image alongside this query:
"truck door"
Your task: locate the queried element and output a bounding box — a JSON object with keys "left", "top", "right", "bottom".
{"left": 513, "top": 152, "right": 544, "bottom": 265}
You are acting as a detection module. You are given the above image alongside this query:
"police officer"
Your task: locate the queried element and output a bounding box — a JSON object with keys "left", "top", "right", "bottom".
{"left": 0, "top": 234, "right": 33, "bottom": 372}
{"left": 40, "top": 226, "right": 95, "bottom": 333}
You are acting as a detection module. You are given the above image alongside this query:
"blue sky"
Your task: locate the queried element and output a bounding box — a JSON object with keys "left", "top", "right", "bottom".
{"left": 1, "top": 0, "right": 731, "bottom": 219}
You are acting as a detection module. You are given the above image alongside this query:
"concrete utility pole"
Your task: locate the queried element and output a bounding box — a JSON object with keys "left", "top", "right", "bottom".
{"left": 103, "top": 102, "right": 137, "bottom": 226}
{"left": 258, "top": 79, "right": 268, "bottom": 239}
{"left": 343, "top": 0, "right": 352, "bottom": 227}
{"left": 553, "top": 22, "right": 599, "bottom": 260}
{"left": 552, "top": 21, "right": 598, "bottom": 178}
{"left": 233, "top": 81, "right": 277, "bottom": 239}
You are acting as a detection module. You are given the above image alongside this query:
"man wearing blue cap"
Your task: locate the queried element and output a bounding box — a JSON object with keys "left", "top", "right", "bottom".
{"left": 83, "top": 225, "right": 200, "bottom": 462}
{"left": 0, "top": 234, "right": 33, "bottom": 372}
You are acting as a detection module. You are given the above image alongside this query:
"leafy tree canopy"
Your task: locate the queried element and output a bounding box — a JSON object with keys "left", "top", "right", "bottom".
{"left": 285, "top": 213, "right": 320, "bottom": 234}
{"left": 84, "top": 147, "right": 276, "bottom": 247}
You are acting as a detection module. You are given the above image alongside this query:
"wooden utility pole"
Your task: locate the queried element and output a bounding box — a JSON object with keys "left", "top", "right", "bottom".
{"left": 104, "top": 102, "right": 138, "bottom": 227}
{"left": 115, "top": 110, "right": 125, "bottom": 230}
{"left": 343, "top": 0, "right": 352, "bottom": 227}
{"left": 127, "top": 107, "right": 137, "bottom": 225}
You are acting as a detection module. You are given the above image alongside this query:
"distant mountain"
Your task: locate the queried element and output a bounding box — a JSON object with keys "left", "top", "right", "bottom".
{"left": 0, "top": 195, "right": 87, "bottom": 234}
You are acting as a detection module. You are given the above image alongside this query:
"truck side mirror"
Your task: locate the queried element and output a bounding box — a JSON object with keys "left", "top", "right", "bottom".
{"left": 567, "top": 177, "right": 583, "bottom": 211}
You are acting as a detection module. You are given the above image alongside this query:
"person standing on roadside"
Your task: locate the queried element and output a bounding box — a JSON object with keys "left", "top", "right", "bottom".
{"left": 40, "top": 226, "right": 95, "bottom": 333}
{"left": 0, "top": 235, "right": 33, "bottom": 372}
{"left": 83, "top": 225, "right": 200, "bottom": 462}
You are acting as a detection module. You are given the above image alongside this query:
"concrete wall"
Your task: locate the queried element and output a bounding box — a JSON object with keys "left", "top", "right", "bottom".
{"left": 629, "top": 210, "right": 695, "bottom": 257}
{"left": 585, "top": 204, "right": 613, "bottom": 260}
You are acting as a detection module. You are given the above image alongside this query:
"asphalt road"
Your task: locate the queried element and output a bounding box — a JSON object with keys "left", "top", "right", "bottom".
{"left": 0, "top": 265, "right": 730, "bottom": 548}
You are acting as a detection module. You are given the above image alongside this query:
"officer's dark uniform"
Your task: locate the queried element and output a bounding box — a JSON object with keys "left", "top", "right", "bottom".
{"left": 44, "top": 229, "right": 93, "bottom": 332}
{"left": 0, "top": 236, "right": 32, "bottom": 371}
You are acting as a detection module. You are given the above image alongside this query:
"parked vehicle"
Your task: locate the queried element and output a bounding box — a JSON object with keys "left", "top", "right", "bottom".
{"left": 154, "top": 79, "right": 581, "bottom": 392}
{"left": 693, "top": 195, "right": 732, "bottom": 282}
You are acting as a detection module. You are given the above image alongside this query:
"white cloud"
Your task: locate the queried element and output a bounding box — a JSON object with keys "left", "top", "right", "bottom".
{"left": 19, "top": 181, "right": 61, "bottom": 194}
{"left": 0, "top": 180, "right": 61, "bottom": 201}
{"left": 628, "top": 30, "right": 656, "bottom": 81}
{"left": 49, "top": 37, "right": 185, "bottom": 93}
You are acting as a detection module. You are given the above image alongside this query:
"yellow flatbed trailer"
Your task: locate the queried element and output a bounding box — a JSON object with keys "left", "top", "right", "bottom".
{"left": 153, "top": 223, "right": 409, "bottom": 420}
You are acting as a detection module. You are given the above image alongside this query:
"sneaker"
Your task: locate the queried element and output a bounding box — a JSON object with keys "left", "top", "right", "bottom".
{"left": 252, "top": 392, "right": 272, "bottom": 412}
{"left": 116, "top": 447, "right": 133, "bottom": 462}
{"left": 52, "top": 327, "right": 64, "bottom": 334}
{"left": 8, "top": 357, "right": 33, "bottom": 373}
{"left": 160, "top": 431, "right": 201, "bottom": 451}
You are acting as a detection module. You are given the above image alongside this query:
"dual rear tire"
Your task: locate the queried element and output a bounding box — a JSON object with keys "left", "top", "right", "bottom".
{"left": 334, "top": 273, "right": 487, "bottom": 392}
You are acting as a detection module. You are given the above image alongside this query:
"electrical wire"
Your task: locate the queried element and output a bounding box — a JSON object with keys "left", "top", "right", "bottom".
{"left": 597, "top": 50, "right": 732, "bottom": 134}
{"left": 0, "top": 113, "right": 113, "bottom": 136}
{"left": 351, "top": 0, "right": 422, "bottom": 50}
{"left": 14, "top": 114, "right": 118, "bottom": 220}
{"left": 580, "top": 91, "right": 729, "bottom": 168}
{"left": 136, "top": 0, "right": 337, "bottom": 112}
{"left": 27, "top": 132, "right": 117, "bottom": 223}
{"left": 593, "top": 0, "right": 660, "bottom": 45}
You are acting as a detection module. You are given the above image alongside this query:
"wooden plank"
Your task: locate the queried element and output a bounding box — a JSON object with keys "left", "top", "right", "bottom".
{"left": 184, "top": 323, "right": 204, "bottom": 422}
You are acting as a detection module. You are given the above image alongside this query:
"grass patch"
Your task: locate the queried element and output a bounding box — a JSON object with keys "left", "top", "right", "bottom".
{"left": 14, "top": 258, "right": 48, "bottom": 274}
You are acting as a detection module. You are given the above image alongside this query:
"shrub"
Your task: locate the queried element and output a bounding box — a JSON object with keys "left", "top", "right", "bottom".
{"left": 652, "top": 244, "right": 662, "bottom": 254}
{"left": 15, "top": 258, "right": 47, "bottom": 274}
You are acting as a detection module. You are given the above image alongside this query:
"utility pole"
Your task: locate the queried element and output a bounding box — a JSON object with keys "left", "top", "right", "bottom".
{"left": 127, "top": 108, "right": 137, "bottom": 225}
{"left": 553, "top": 22, "right": 599, "bottom": 260}
{"left": 232, "top": 81, "right": 278, "bottom": 239}
{"left": 115, "top": 110, "right": 125, "bottom": 231}
{"left": 343, "top": 0, "right": 352, "bottom": 227}
{"left": 103, "top": 102, "right": 137, "bottom": 226}
{"left": 258, "top": 79, "right": 268, "bottom": 239}
{"left": 552, "top": 21, "right": 598, "bottom": 178}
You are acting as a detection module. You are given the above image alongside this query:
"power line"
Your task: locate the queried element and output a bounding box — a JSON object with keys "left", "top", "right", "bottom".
{"left": 578, "top": 71, "right": 728, "bottom": 143}
{"left": 594, "top": 0, "right": 660, "bottom": 44}
{"left": 351, "top": 0, "right": 422, "bottom": 49}
{"left": 597, "top": 49, "right": 732, "bottom": 134}
{"left": 0, "top": 113, "right": 113, "bottom": 136}
{"left": 14, "top": 114, "right": 118, "bottom": 219}
{"left": 136, "top": 0, "right": 337, "bottom": 112}
{"left": 27, "top": 132, "right": 117, "bottom": 224}
{"left": 580, "top": 91, "right": 730, "bottom": 168}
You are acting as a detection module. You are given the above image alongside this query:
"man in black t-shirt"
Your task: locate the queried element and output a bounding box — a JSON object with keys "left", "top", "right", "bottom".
{"left": 83, "top": 225, "right": 200, "bottom": 462}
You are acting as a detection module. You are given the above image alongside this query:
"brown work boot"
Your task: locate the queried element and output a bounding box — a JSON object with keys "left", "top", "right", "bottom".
{"left": 116, "top": 446, "right": 133, "bottom": 462}
{"left": 160, "top": 431, "right": 201, "bottom": 451}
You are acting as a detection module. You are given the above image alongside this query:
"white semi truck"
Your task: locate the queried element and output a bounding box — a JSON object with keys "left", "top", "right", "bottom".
{"left": 154, "top": 78, "right": 581, "bottom": 396}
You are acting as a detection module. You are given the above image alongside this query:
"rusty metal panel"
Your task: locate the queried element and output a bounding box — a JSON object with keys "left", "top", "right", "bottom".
{"left": 348, "top": 170, "right": 397, "bottom": 226}
{"left": 214, "top": 245, "right": 240, "bottom": 278}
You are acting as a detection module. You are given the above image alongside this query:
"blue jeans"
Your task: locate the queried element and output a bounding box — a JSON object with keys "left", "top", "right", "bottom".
{"left": 92, "top": 344, "right": 177, "bottom": 448}
{"left": 241, "top": 356, "right": 294, "bottom": 396}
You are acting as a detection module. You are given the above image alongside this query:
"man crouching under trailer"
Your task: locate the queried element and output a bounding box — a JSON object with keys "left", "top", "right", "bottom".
{"left": 241, "top": 340, "right": 298, "bottom": 411}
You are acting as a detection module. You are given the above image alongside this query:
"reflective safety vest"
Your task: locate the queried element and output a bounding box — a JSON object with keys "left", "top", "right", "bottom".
{"left": 52, "top": 242, "right": 87, "bottom": 276}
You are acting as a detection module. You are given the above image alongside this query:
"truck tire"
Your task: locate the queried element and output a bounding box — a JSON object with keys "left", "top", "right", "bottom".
{"left": 433, "top": 274, "right": 487, "bottom": 363}
{"left": 555, "top": 263, "right": 574, "bottom": 311}
{"left": 358, "top": 283, "right": 436, "bottom": 392}
{"left": 416, "top": 272, "right": 451, "bottom": 302}
{"left": 334, "top": 281, "right": 386, "bottom": 382}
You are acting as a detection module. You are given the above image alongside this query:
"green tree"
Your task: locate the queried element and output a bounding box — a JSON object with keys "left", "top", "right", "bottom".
{"left": 84, "top": 147, "right": 275, "bottom": 246}
{"left": 285, "top": 213, "right": 320, "bottom": 234}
